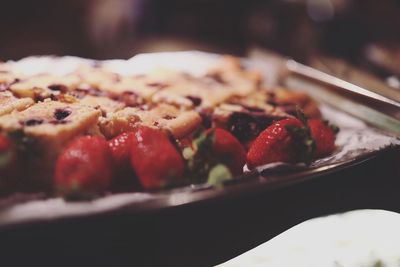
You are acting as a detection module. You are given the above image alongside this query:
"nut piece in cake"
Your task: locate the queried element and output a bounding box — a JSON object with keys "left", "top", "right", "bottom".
{"left": 0, "top": 91, "right": 34, "bottom": 116}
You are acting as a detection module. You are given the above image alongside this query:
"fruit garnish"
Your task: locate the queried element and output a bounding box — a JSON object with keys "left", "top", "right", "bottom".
{"left": 130, "top": 126, "right": 184, "bottom": 190}
{"left": 308, "top": 119, "right": 336, "bottom": 158}
{"left": 108, "top": 132, "right": 140, "bottom": 192}
{"left": 182, "top": 128, "right": 246, "bottom": 185}
{"left": 210, "top": 128, "right": 247, "bottom": 175}
{"left": 108, "top": 132, "right": 135, "bottom": 170}
{"left": 247, "top": 118, "right": 313, "bottom": 168}
{"left": 207, "top": 164, "right": 233, "bottom": 188}
{"left": 247, "top": 107, "right": 339, "bottom": 168}
{"left": 55, "top": 136, "right": 113, "bottom": 200}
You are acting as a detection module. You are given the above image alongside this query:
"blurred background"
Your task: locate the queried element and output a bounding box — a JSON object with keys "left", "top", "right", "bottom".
{"left": 1, "top": 0, "right": 400, "bottom": 83}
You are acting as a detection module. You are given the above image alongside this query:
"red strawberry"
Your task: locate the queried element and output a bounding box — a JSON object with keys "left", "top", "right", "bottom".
{"left": 308, "top": 119, "right": 336, "bottom": 158}
{"left": 208, "top": 128, "right": 246, "bottom": 175}
{"left": 108, "top": 132, "right": 141, "bottom": 192}
{"left": 55, "top": 136, "right": 113, "bottom": 198}
{"left": 247, "top": 118, "right": 311, "bottom": 168}
{"left": 108, "top": 132, "right": 135, "bottom": 169}
{"left": 130, "top": 126, "right": 184, "bottom": 190}
{"left": 0, "top": 134, "right": 15, "bottom": 170}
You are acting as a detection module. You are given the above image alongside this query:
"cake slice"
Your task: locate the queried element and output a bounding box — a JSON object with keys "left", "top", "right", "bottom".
{"left": 150, "top": 58, "right": 261, "bottom": 109}
{"left": 99, "top": 104, "right": 202, "bottom": 139}
{"left": 9, "top": 74, "right": 80, "bottom": 101}
{"left": 0, "top": 100, "right": 101, "bottom": 147}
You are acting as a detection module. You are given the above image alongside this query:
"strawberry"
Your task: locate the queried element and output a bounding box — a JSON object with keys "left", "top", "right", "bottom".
{"left": 208, "top": 128, "right": 246, "bottom": 175}
{"left": 108, "top": 132, "right": 135, "bottom": 169}
{"left": 108, "top": 132, "right": 141, "bottom": 192}
{"left": 130, "top": 126, "right": 184, "bottom": 190}
{"left": 0, "top": 134, "right": 15, "bottom": 170}
{"left": 308, "top": 119, "right": 336, "bottom": 158}
{"left": 55, "top": 136, "right": 113, "bottom": 199}
{"left": 247, "top": 118, "right": 314, "bottom": 168}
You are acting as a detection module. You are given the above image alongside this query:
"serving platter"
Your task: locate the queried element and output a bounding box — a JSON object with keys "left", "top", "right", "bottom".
{"left": 0, "top": 51, "right": 399, "bottom": 266}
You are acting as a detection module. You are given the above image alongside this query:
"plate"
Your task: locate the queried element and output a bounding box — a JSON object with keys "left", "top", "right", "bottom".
{"left": 0, "top": 51, "right": 399, "bottom": 228}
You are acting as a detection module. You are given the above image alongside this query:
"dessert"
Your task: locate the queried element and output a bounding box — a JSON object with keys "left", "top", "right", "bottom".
{"left": 0, "top": 55, "right": 337, "bottom": 198}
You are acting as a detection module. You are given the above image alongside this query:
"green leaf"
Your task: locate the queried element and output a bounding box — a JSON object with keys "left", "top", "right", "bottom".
{"left": 285, "top": 124, "right": 315, "bottom": 165}
{"left": 193, "top": 130, "right": 214, "bottom": 154}
{"left": 0, "top": 150, "right": 13, "bottom": 169}
{"left": 371, "top": 260, "right": 384, "bottom": 267}
{"left": 207, "top": 164, "right": 232, "bottom": 188}
{"left": 295, "top": 107, "right": 309, "bottom": 125}
{"left": 182, "top": 146, "right": 195, "bottom": 160}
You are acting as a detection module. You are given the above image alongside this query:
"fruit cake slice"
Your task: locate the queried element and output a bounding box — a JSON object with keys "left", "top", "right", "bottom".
{"left": 0, "top": 100, "right": 101, "bottom": 149}
{"left": 78, "top": 95, "right": 125, "bottom": 117}
{"left": 99, "top": 103, "right": 202, "bottom": 139}
{"left": 150, "top": 62, "right": 261, "bottom": 109}
{"left": 9, "top": 74, "right": 81, "bottom": 101}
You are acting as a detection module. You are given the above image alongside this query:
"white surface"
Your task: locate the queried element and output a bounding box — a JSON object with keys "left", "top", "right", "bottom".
{"left": 219, "top": 209, "right": 400, "bottom": 267}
